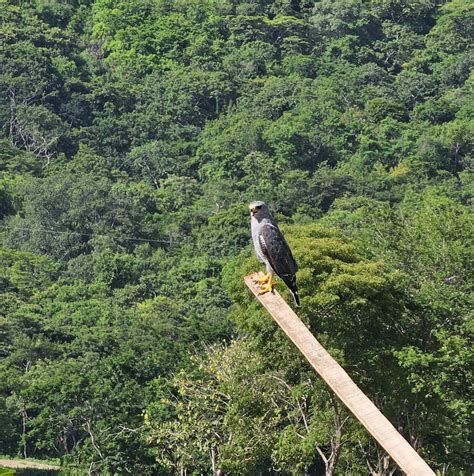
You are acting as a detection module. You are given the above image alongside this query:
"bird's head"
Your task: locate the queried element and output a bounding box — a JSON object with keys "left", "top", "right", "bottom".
{"left": 249, "top": 201, "right": 270, "bottom": 218}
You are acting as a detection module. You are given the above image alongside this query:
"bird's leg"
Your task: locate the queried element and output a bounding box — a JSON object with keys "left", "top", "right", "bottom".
{"left": 258, "top": 275, "right": 275, "bottom": 295}
{"left": 254, "top": 273, "right": 271, "bottom": 285}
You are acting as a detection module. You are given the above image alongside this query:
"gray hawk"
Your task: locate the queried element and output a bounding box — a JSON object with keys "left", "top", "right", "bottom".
{"left": 249, "top": 201, "right": 300, "bottom": 306}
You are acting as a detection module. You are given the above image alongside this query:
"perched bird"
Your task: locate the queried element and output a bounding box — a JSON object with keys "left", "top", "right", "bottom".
{"left": 249, "top": 201, "right": 300, "bottom": 306}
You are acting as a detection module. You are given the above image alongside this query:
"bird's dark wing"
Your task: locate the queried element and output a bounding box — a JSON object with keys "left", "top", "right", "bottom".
{"left": 258, "top": 223, "right": 298, "bottom": 277}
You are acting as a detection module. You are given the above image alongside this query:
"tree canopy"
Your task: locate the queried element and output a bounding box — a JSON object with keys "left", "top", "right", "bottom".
{"left": 0, "top": 0, "right": 472, "bottom": 474}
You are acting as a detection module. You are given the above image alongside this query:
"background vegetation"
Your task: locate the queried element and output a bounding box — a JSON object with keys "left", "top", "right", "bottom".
{"left": 0, "top": 0, "right": 472, "bottom": 474}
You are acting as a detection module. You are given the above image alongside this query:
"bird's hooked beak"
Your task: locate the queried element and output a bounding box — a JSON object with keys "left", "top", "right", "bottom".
{"left": 250, "top": 206, "right": 257, "bottom": 216}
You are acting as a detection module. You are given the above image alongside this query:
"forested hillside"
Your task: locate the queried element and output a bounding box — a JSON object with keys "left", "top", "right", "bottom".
{"left": 0, "top": 0, "right": 472, "bottom": 474}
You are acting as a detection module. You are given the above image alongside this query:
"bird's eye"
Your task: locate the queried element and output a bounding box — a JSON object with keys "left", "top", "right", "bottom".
{"left": 256, "top": 205, "right": 262, "bottom": 210}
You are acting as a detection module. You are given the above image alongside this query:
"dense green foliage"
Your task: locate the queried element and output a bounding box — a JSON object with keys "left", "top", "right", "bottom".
{"left": 0, "top": 0, "right": 472, "bottom": 474}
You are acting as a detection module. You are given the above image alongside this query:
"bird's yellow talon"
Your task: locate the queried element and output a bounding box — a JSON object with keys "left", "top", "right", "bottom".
{"left": 254, "top": 273, "right": 271, "bottom": 285}
{"left": 258, "top": 278, "right": 276, "bottom": 295}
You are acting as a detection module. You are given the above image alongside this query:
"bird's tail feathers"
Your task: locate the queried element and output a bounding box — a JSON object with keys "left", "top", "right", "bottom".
{"left": 291, "top": 289, "right": 300, "bottom": 307}
{"left": 282, "top": 274, "right": 300, "bottom": 307}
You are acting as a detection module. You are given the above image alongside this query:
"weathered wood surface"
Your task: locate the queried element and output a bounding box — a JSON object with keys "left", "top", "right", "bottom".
{"left": 244, "top": 272, "right": 435, "bottom": 476}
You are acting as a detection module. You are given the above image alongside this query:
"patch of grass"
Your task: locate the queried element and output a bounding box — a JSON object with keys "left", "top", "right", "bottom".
{"left": 0, "top": 457, "right": 60, "bottom": 476}
{"left": 0, "top": 468, "right": 16, "bottom": 476}
{"left": 0, "top": 467, "right": 59, "bottom": 476}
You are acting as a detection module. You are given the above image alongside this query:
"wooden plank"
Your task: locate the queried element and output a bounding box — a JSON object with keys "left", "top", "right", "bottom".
{"left": 244, "top": 272, "right": 435, "bottom": 476}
